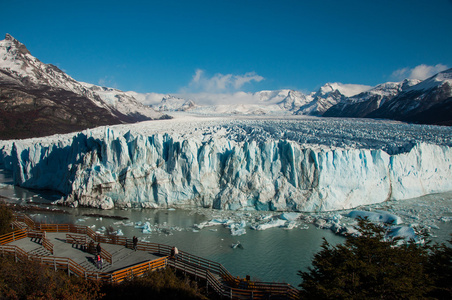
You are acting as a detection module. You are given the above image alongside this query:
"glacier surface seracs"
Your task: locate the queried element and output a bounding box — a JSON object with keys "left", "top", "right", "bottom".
{"left": 1, "top": 116, "right": 452, "bottom": 212}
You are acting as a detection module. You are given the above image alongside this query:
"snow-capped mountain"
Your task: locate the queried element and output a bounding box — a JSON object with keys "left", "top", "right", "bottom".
{"left": 145, "top": 84, "right": 371, "bottom": 117}
{"left": 256, "top": 89, "right": 310, "bottom": 110}
{"left": 144, "top": 89, "right": 311, "bottom": 115}
{"left": 295, "top": 83, "right": 372, "bottom": 116}
{"left": 134, "top": 69, "right": 451, "bottom": 125}
{"left": 367, "top": 69, "right": 452, "bottom": 125}
{"left": 151, "top": 95, "right": 196, "bottom": 112}
{"left": 0, "top": 34, "right": 168, "bottom": 139}
{"left": 323, "top": 79, "right": 420, "bottom": 118}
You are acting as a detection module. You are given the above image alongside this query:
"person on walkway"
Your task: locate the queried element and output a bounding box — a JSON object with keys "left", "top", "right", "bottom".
{"left": 96, "top": 254, "right": 102, "bottom": 269}
{"left": 96, "top": 243, "right": 101, "bottom": 255}
{"left": 132, "top": 236, "right": 138, "bottom": 251}
{"left": 171, "top": 246, "right": 179, "bottom": 260}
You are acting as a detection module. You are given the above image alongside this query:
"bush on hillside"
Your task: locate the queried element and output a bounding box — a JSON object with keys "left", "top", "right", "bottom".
{"left": 100, "top": 267, "right": 208, "bottom": 300}
{"left": 0, "top": 256, "right": 103, "bottom": 299}
{"left": 0, "top": 201, "right": 13, "bottom": 235}
{"left": 298, "top": 218, "right": 452, "bottom": 299}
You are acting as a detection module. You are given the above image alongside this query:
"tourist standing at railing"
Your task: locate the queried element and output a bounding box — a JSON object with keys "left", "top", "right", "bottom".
{"left": 171, "top": 246, "right": 179, "bottom": 260}
{"left": 132, "top": 236, "right": 138, "bottom": 251}
{"left": 96, "top": 243, "right": 101, "bottom": 255}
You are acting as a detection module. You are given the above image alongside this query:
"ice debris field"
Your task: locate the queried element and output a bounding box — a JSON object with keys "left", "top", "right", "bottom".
{"left": 62, "top": 191, "right": 452, "bottom": 245}
{"left": 1, "top": 115, "right": 452, "bottom": 213}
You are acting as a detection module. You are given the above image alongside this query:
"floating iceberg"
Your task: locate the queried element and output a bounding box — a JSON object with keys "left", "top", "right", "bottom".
{"left": 251, "top": 219, "right": 287, "bottom": 230}
{"left": 227, "top": 220, "right": 247, "bottom": 236}
{"left": 283, "top": 221, "right": 297, "bottom": 230}
{"left": 231, "top": 241, "right": 243, "bottom": 249}
{"left": 346, "top": 210, "right": 403, "bottom": 225}
{"left": 279, "top": 212, "right": 301, "bottom": 221}
{"left": 194, "top": 219, "right": 232, "bottom": 229}
{"left": 142, "top": 222, "right": 152, "bottom": 234}
{"left": 388, "top": 226, "right": 418, "bottom": 242}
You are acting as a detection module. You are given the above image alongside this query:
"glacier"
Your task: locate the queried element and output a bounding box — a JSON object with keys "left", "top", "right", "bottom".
{"left": 1, "top": 115, "right": 452, "bottom": 212}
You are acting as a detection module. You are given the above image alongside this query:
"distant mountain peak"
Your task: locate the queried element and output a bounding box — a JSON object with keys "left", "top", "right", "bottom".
{"left": 407, "top": 67, "right": 452, "bottom": 92}
{"left": 0, "top": 34, "right": 168, "bottom": 139}
{"left": 5, "top": 33, "right": 15, "bottom": 41}
{"left": 3, "top": 33, "right": 31, "bottom": 56}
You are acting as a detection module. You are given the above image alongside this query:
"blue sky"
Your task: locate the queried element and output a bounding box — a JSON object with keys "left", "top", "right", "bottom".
{"left": 2, "top": 0, "right": 451, "bottom": 97}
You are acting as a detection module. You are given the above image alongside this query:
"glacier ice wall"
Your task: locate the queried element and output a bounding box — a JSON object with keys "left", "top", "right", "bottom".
{"left": 2, "top": 126, "right": 451, "bottom": 212}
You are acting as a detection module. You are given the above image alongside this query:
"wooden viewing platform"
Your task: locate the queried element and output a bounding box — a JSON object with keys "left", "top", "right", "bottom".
{"left": 0, "top": 213, "right": 299, "bottom": 300}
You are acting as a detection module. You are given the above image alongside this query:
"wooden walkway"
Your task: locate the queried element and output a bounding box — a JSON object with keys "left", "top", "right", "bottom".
{"left": 1, "top": 213, "right": 299, "bottom": 299}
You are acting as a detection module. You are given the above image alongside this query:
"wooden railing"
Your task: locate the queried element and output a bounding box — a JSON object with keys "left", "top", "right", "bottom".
{"left": 42, "top": 236, "right": 54, "bottom": 254}
{"left": 0, "top": 229, "right": 27, "bottom": 245}
{"left": 13, "top": 214, "right": 36, "bottom": 229}
{"left": 110, "top": 256, "right": 168, "bottom": 283}
{"left": 100, "top": 247, "right": 113, "bottom": 264}
{"left": 0, "top": 244, "right": 85, "bottom": 277}
{"left": 8, "top": 213, "right": 300, "bottom": 299}
{"left": 27, "top": 230, "right": 43, "bottom": 241}
{"left": 0, "top": 244, "right": 29, "bottom": 262}
{"left": 206, "top": 270, "right": 225, "bottom": 295}
{"left": 66, "top": 233, "right": 88, "bottom": 246}
{"left": 0, "top": 243, "right": 166, "bottom": 284}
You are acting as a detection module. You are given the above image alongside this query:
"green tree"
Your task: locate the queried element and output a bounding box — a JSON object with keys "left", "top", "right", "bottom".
{"left": 298, "top": 218, "right": 433, "bottom": 299}
{"left": 0, "top": 201, "right": 13, "bottom": 235}
{"left": 426, "top": 236, "right": 452, "bottom": 299}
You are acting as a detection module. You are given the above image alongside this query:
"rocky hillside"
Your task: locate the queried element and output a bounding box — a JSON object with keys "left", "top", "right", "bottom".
{"left": 0, "top": 34, "right": 170, "bottom": 140}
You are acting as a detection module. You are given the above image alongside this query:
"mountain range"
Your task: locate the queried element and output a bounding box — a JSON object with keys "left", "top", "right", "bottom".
{"left": 0, "top": 34, "right": 169, "bottom": 139}
{"left": 1, "top": 33, "right": 451, "bottom": 140}
{"left": 147, "top": 73, "right": 451, "bottom": 126}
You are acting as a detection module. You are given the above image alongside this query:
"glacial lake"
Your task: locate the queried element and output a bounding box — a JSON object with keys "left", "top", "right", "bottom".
{"left": 1, "top": 168, "right": 451, "bottom": 287}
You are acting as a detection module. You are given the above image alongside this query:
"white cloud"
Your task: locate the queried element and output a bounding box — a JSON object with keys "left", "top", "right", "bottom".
{"left": 185, "top": 69, "right": 264, "bottom": 93}
{"left": 392, "top": 64, "right": 448, "bottom": 81}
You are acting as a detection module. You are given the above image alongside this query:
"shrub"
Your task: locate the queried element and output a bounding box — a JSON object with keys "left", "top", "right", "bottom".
{"left": 0, "top": 201, "right": 13, "bottom": 235}
{"left": 298, "top": 218, "right": 433, "bottom": 299}
{"left": 0, "top": 256, "right": 102, "bottom": 299}
{"left": 100, "top": 268, "right": 208, "bottom": 300}
{"left": 426, "top": 236, "right": 452, "bottom": 299}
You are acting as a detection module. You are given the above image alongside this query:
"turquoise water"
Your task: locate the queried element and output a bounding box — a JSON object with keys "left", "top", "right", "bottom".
{"left": 2, "top": 168, "right": 452, "bottom": 287}
{"left": 0, "top": 169, "right": 345, "bottom": 287}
